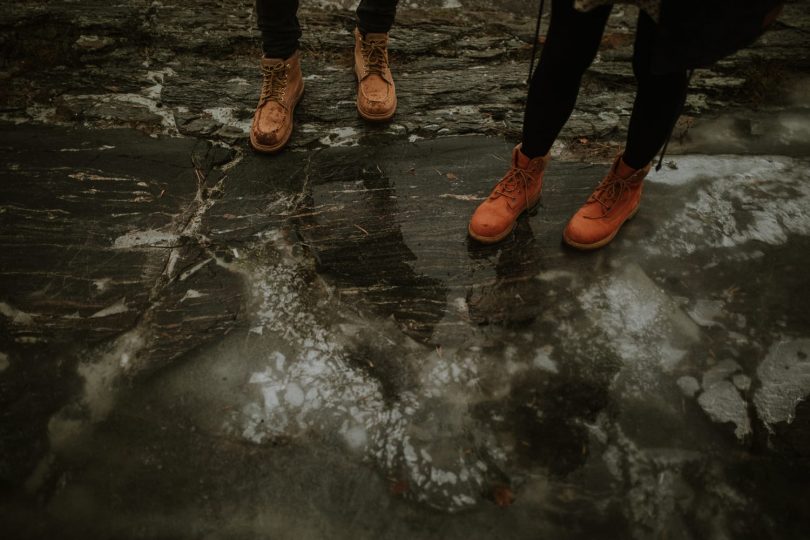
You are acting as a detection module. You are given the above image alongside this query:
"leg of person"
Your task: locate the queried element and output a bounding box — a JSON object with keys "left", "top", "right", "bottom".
{"left": 622, "top": 11, "right": 690, "bottom": 169}
{"left": 563, "top": 10, "right": 690, "bottom": 250}
{"left": 250, "top": 0, "right": 305, "bottom": 153}
{"left": 521, "top": 0, "right": 613, "bottom": 158}
{"left": 356, "top": 0, "right": 398, "bottom": 34}
{"left": 354, "top": 0, "right": 399, "bottom": 121}
{"left": 468, "top": 0, "right": 611, "bottom": 244}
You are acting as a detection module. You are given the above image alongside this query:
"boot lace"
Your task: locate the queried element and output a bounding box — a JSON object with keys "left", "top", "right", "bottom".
{"left": 491, "top": 166, "right": 538, "bottom": 209}
{"left": 360, "top": 37, "right": 389, "bottom": 77}
{"left": 259, "top": 62, "right": 289, "bottom": 105}
{"left": 585, "top": 168, "right": 644, "bottom": 218}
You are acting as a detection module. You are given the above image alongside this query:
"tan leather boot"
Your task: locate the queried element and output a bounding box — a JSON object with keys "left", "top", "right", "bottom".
{"left": 354, "top": 28, "right": 397, "bottom": 121}
{"left": 250, "top": 51, "right": 304, "bottom": 154}
{"left": 468, "top": 145, "right": 549, "bottom": 244}
{"left": 562, "top": 155, "right": 651, "bottom": 250}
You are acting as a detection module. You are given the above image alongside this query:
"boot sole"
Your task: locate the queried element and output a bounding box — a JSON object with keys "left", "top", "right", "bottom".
{"left": 249, "top": 83, "right": 305, "bottom": 154}
{"left": 562, "top": 204, "right": 639, "bottom": 251}
{"left": 467, "top": 195, "right": 542, "bottom": 245}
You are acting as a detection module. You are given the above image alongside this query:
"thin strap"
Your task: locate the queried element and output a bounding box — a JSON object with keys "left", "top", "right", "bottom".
{"left": 656, "top": 68, "right": 695, "bottom": 171}
{"left": 527, "top": 0, "right": 547, "bottom": 85}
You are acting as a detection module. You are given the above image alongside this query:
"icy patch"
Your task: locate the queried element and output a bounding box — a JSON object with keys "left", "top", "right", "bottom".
{"left": 732, "top": 373, "right": 751, "bottom": 391}
{"left": 754, "top": 338, "right": 810, "bottom": 429}
{"left": 650, "top": 155, "right": 789, "bottom": 186}
{"left": 579, "top": 263, "right": 699, "bottom": 381}
{"left": 113, "top": 229, "right": 179, "bottom": 249}
{"left": 690, "top": 359, "right": 751, "bottom": 439}
{"left": 646, "top": 156, "right": 810, "bottom": 255}
{"left": 687, "top": 299, "right": 726, "bottom": 328}
{"left": 221, "top": 232, "right": 505, "bottom": 512}
{"left": 702, "top": 359, "right": 742, "bottom": 388}
{"left": 604, "top": 423, "right": 706, "bottom": 538}
{"left": 48, "top": 325, "right": 149, "bottom": 453}
{"left": 697, "top": 381, "right": 751, "bottom": 439}
{"left": 677, "top": 376, "right": 700, "bottom": 397}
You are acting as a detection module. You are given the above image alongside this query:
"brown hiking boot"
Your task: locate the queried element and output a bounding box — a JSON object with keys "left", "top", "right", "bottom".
{"left": 250, "top": 51, "right": 304, "bottom": 153}
{"left": 562, "top": 155, "right": 651, "bottom": 250}
{"left": 353, "top": 28, "right": 397, "bottom": 122}
{"left": 468, "top": 145, "right": 549, "bottom": 244}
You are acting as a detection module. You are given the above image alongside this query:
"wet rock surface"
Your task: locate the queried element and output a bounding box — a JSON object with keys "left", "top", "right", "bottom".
{"left": 2, "top": 1, "right": 810, "bottom": 539}
{"left": 2, "top": 0, "right": 809, "bottom": 157}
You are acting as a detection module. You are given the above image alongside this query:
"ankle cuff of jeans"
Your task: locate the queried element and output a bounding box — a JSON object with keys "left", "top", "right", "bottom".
{"left": 262, "top": 43, "right": 298, "bottom": 60}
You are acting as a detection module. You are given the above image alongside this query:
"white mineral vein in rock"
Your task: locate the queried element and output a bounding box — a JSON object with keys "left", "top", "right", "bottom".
{"left": 319, "top": 127, "right": 359, "bottom": 147}
{"left": 0, "top": 302, "right": 34, "bottom": 325}
{"left": 179, "top": 289, "right": 205, "bottom": 302}
{"left": 113, "top": 229, "right": 178, "bottom": 249}
{"left": 90, "top": 298, "right": 129, "bottom": 318}
{"left": 203, "top": 107, "right": 252, "bottom": 135}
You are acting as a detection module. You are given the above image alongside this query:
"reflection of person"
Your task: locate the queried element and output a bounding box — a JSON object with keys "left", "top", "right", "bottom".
{"left": 468, "top": 0, "right": 784, "bottom": 250}
{"left": 295, "top": 165, "right": 448, "bottom": 344}
{"left": 250, "top": 0, "right": 399, "bottom": 154}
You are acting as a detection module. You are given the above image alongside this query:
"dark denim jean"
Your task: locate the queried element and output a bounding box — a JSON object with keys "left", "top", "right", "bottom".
{"left": 256, "top": 0, "right": 398, "bottom": 58}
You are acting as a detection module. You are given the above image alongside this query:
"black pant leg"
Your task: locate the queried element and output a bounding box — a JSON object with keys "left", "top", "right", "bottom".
{"left": 521, "top": 0, "right": 611, "bottom": 158}
{"left": 356, "top": 0, "right": 399, "bottom": 34}
{"left": 622, "top": 10, "right": 689, "bottom": 169}
{"left": 256, "top": 0, "right": 301, "bottom": 59}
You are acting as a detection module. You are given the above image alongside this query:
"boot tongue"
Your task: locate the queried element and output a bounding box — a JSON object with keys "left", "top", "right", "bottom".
{"left": 261, "top": 56, "right": 286, "bottom": 67}
{"left": 513, "top": 146, "right": 533, "bottom": 169}
{"left": 614, "top": 155, "right": 651, "bottom": 180}
{"left": 363, "top": 32, "right": 389, "bottom": 44}
{"left": 615, "top": 157, "right": 637, "bottom": 179}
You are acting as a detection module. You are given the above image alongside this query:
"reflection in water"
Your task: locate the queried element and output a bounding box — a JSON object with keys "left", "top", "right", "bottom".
{"left": 295, "top": 158, "right": 449, "bottom": 344}
{"left": 29, "top": 143, "right": 810, "bottom": 537}
{"left": 465, "top": 219, "right": 547, "bottom": 325}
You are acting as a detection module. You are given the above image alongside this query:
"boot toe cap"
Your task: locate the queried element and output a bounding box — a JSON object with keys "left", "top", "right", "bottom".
{"left": 563, "top": 219, "right": 607, "bottom": 247}
{"left": 251, "top": 127, "right": 280, "bottom": 146}
{"left": 358, "top": 96, "right": 395, "bottom": 118}
{"left": 468, "top": 209, "right": 512, "bottom": 242}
